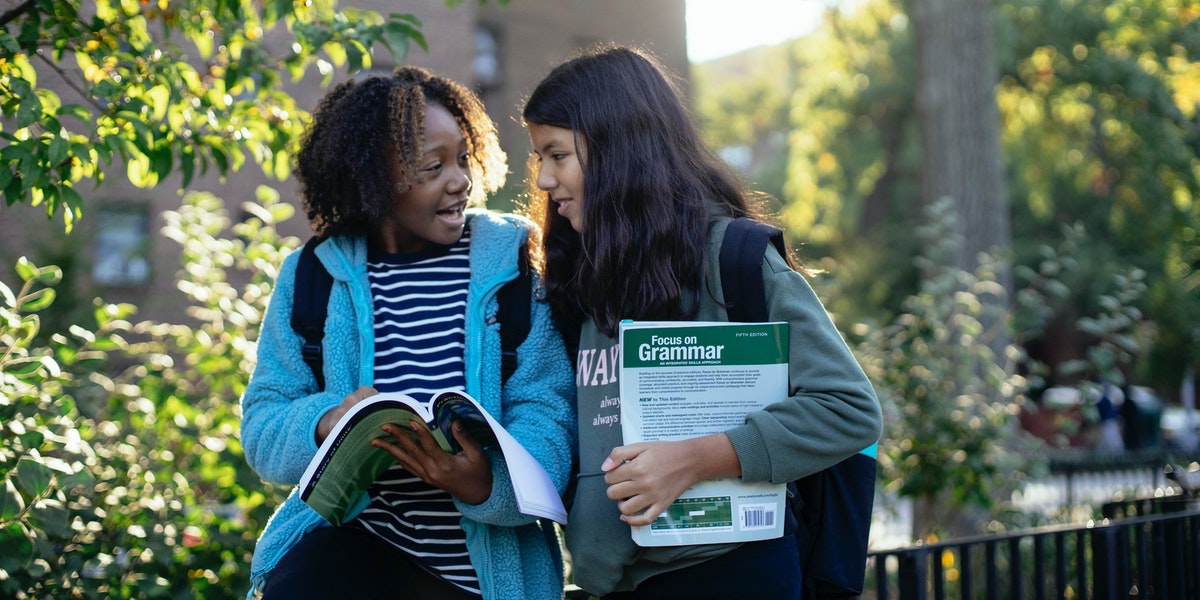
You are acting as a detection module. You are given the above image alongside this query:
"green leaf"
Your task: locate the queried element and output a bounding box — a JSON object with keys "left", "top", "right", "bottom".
{"left": 150, "top": 146, "right": 173, "bottom": 180}
{"left": 14, "top": 257, "right": 37, "bottom": 282}
{"left": 58, "top": 468, "right": 95, "bottom": 494}
{"left": 0, "top": 522, "right": 33, "bottom": 573}
{"left": 18, "top": 288, "right": 55, "bottom": 312}
{"left": 40, "top": 115, "right": 62, "bottom": 136}
{"left": 15, "top": 459, "right": 53, "bottom": 500}
{"left": 0, "top": 479, "right": 24, "bottom": 521}
{"left": 4, "top": 357, "right": 46, "bottom": 377}
{"left": 11, "top": 80, "right": 40, "bottom": 129}
{"left": 212, "top": 147, "right": 229, "bottom": 174}
{"left": 180, "top": 147, "right": 196, "bottom": 188}
{"left": 47, "top": 134, "right": 69, "bottom": 167}
{"left": 0, "top": 31, "right": 19, "bottom": 53}
{"left": 60, "top": 186, "right": 83, "bottom": 220}
{"left": 323, "top": 41, "right": 347, "bottom": 67}
{"left": 27, "top": 500, "right": 70, "bottom": 538}
{"left": 58, "top": 104, "right": 94, "bottom": 128}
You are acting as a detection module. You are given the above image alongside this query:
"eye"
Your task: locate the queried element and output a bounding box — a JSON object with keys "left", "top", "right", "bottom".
{"left": 550, "top": 152, "right": 568, "bottom": 161}
{"left": 422, "top": 161, "right": 442, "bottom": 173}
{"left": 458, "top": 152, "right": 470, "bottom": 165}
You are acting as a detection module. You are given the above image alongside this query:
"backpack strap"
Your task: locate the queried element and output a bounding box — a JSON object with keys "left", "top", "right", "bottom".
{"left": 719, "top": 217, "right": 877, "bottom": 599}
{"left": 497, "top": 245, "right": 532, "bottom": 385}
{"left": 291, "top": 236, "right": 332, "bottom": 390}
{"left": 719, "top": 217, "right": 786, "bottom": 323}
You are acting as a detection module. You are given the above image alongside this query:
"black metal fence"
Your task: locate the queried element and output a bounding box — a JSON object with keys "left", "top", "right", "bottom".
{"left": 866, "top": 507, "right": 1200, "bottom": 599}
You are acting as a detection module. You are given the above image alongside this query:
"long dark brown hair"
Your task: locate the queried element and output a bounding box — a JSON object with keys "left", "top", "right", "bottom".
{"left": 522, "top": 44, "right": 779, "bottom": 336}
{"left": 295, "top": 66, "right": 506, "bottom": 238}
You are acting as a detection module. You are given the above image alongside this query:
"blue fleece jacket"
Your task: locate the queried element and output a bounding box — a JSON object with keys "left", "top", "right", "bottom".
{"left": 240, "top": 210, "right": 576, "bottom": 599}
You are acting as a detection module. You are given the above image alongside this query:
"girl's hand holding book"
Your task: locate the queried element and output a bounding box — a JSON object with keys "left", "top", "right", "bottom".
{"left": 375, "top": 420, "right": 494, "bottom": 505}
{"left": 316, "top": 386, "right": 379, "bottom": 445}
{"left": 600, "top": 433, "right": 741, "bottom": 527}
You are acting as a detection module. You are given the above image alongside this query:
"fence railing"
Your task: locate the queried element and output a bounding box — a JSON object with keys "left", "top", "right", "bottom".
{"left": 1042, "top": 449, "right": 1200, "bottom": 508}
{"left": 866, "top": 506, "right": 1200, "bottom": 600}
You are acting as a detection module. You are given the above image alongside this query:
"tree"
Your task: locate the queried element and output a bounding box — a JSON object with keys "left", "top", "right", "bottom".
{"left": 0, "top": 2, "right": 474, "bottom": 596}
{"left": 910, "top": 0, "right": 1011, "bottom": 277}
{"left": 996, "top": 0, "right": 1200, "bottom": 389}
{"left": 1, "top": 0, "right": 426, "bottom": 231}
{"left": 774, "top": 0, "right": 1199, "bottom": 538}
{"left": 692, "top": 44, "right": 797, "bottom": 201}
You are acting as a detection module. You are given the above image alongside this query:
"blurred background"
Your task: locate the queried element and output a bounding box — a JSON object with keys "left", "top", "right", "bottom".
{"left": 2, "top": 0, "right": 1199, "bottom": 597}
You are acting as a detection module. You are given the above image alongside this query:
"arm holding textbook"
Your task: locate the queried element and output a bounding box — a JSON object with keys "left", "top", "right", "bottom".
{"left": 604, "top": 234, "right": 883, "bottom": 529}
{"left": 602, "top": 432, "right": 741, "bottom": 527}
{"left": 314, "top": 386, "right": 494, "bottom": 505}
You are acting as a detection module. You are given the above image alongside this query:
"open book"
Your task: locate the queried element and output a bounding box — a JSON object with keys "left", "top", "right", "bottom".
{"left": 298, "top": 390, "right": 567, "bottom": 526}
{"left": 618, "top": 320, "right": 790, "bottom": 546}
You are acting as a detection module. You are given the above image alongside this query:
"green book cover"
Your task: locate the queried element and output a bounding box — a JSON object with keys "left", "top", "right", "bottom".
{"left": 618, "top": 320, "right": 789, "bottom": 547}
{"left": 298, "top": 390, "right": 567, "bottom": 526}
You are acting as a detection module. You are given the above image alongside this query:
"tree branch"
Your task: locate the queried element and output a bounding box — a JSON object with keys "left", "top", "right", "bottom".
{"left": 33, "top": 51, "right": 107, "bottom": 114}
{"left": 0, "top": 0, "right": 37, "bottom": 29}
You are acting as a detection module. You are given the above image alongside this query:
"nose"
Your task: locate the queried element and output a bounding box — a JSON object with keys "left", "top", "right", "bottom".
{"left": 449, "top": 165, "right": 472, "bottom": 195}
{"left": 536, "top": 165, "right": 555, "bottom": 192}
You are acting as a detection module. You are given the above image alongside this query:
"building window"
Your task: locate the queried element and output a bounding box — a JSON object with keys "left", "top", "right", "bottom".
{"left": 92, "top": 207, "right": 150, "bottom": 286}
{"left": 473, "top": 26, "right": 502, "bottom": 91}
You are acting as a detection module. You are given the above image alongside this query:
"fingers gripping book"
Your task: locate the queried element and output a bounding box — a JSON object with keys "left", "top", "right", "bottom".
{"left": 298, "top": 390, "right": 567, "bottom": 526}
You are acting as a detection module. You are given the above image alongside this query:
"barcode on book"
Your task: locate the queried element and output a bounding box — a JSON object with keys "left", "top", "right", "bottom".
{"left": 740, "top": 503, "right": 776, "bottom": 530}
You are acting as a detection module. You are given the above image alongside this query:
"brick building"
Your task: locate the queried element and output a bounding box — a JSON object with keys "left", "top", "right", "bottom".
{"left": 0, "top": 0, "right": 687, "bottom": 324}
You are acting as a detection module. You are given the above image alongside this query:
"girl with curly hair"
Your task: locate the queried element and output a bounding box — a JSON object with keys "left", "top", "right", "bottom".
{"left": 521, "top": 44, "right": 881, "bottom": 599}
{"left": 241, "top": 66, "right": 575, "bottom": 599}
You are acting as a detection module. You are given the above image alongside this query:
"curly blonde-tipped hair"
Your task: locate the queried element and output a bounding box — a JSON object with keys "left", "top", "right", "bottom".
{"left": 296, "top": 66, "right": 507, "bottom": 238}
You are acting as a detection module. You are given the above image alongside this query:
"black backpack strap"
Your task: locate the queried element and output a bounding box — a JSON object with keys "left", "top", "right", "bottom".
{"left": 497, "top": 245, "right": 532, "bottom": 385}
{"left": 720, "top": 217, "right": 876, "bottom": 599}
{"left": 291, "top": 236, "right": 332, "bottom": 390}
{"left": 719, "top": 217, "right": 786, "bottom": 323}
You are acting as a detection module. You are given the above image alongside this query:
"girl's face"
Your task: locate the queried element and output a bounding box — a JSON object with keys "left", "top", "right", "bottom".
{"left": 528, "top": 123, "right": 586, "bottom": 232}
{"left": 376, "top": 102, "right": 471, "bottom": 253}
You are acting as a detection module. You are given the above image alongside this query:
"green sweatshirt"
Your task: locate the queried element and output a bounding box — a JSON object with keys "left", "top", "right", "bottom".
{"left": 563, "top": 217, "right": 883, "bottom": 595}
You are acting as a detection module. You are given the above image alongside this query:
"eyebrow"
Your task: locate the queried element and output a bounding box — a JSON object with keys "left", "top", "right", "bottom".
{"left": 535, "top": 138, "right": 568, "bottom": 155}
{"left": 424, "top": 135, "right": 468, "bottom": 156}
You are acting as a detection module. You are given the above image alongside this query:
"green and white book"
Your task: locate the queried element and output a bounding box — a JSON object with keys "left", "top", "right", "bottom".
{"left": 618, "top": 320, "right": 789, "bottom": 547}
{"left": 298, "top": 390, "right": 567, "bottom": 526}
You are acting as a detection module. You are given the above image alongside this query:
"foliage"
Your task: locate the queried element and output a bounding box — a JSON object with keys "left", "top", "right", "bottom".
{"left": 852, "top": 198, "right": 1039, "bottom": 538}
{"left": 776, "top": 0, "right": 923, "bottom": 329}
{"left": 0, "top": 189, "right": 297, "bottom": 598}
{"left": 996, "top": 0, "right": 1200, "bottom": 387}
{"left": 692, "top": 44, "right": 797, "bottom": 201}
{"left": 779, "top": 0, "right": 1200, "bottom": 388}
{"left": 0, "top": 0, "right": 427, "bottom": 231}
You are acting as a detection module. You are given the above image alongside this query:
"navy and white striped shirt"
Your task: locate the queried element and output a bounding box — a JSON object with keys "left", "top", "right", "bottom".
{"left": 349, "top": 228, "right": 480, "bottom": 596}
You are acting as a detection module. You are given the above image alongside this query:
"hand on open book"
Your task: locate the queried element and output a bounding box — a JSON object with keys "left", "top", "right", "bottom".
{"left": 316, "top": 386, "right": 379, "bottom": 445}
{"left": 374, "top": 420, "right": 494, "bottom": 505}
{"left": 601, "top": 433, "right": 742, "bottom": 527}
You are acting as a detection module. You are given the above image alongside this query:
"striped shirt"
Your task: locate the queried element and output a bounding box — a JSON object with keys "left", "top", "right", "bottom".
{"left": 349, "top": 228, "right": 480, "bottom": 596}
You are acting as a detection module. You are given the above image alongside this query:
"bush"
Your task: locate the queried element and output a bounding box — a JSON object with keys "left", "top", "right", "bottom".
{"left": 0, "top": 188, "right": 297, "bottom": 599}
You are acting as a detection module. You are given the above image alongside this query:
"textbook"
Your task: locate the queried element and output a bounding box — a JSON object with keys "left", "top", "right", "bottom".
{"left": 618, "top": 320, "right": 789, "bottom": 546}
{"left": 298, "top": 390, "right": 567, "bottom": 526}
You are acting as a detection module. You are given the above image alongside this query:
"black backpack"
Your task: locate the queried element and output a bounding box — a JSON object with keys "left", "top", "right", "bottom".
{"left": 290, "top": 236, "right": 532, "bottom": 390}
{"left": 719, "top": 217, "right": 877, "bottom": 600}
